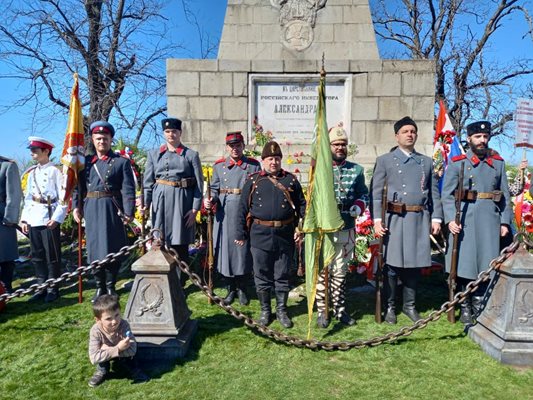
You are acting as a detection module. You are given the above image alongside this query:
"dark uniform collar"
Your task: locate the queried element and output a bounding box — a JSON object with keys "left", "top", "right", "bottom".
{"left": 332, "top": 159, "right": 347, "bottom": 167}
{"left": 90, "top": 150, "right": 115, "bottom": 163}
{"left": 260, "top": 169, "right": 286, "bottom": 178}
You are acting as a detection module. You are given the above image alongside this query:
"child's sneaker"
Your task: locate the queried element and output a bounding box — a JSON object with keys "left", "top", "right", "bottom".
{"left": 88, "top": 370, "right": 107, "bottom": 387}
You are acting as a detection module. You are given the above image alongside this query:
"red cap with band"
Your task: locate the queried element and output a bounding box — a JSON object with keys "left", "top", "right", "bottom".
{"left": 226, "top": 131, "right": 244, "bottom": 144}
{"left": 27, "top": 136, "right": 55, "bottom": 150}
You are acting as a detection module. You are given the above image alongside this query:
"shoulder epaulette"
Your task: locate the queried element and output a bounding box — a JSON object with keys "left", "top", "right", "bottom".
{"left": 246, "top": 157, "right": 260, "bottom": 165}
{"left": 489, "top": 150, "right": 504, "bottom": 161}
{"left": 451, "top": 154, "right": 467, "bottom": 162}
{"left": 214, "top": 157, "right": 226, "bottom": 165}
{"left": 0, "top": 156, "right": 16, "bottom": 163}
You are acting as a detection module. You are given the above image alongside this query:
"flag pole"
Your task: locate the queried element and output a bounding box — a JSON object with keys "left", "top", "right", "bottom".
{"left": 78, "top": 178, "right": 83, "bottom": 303}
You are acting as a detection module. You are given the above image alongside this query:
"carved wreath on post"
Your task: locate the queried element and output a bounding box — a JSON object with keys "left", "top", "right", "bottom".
{"left": 136, "top": 283, "right": 164, "bottom": 317}
{"left": 271, "top": 0, "right": 327, "bottom": 51}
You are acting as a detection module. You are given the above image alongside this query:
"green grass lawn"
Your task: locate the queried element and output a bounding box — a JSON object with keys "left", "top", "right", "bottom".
{"left": 1, "top": 264, "right": 532, "bottom": 400}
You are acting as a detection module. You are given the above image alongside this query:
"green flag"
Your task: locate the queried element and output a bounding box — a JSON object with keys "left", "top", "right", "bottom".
{"left": 302, "top": 72, "right": 344, "bottom": 338}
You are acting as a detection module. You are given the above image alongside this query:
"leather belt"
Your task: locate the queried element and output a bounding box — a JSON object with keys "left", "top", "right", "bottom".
{"left": 32, "top": 195, "right": 58, "bottom": 204}
{"left": 86, "top": 191, "right": 120, "bottom": 199}
{"left": 156, "top": 177, "right": 196, "bottom": 188}
{"left": 253, "top": 216, "right": 295, "bottom": 228}
{"left": 220, "top": 188, "right": 242, "bottom": 195}
{"left": 387, "top": 202, "right": 425, "bottom": 214}
{"left": 458, "top": 190, "right": 502, "bottom": 202}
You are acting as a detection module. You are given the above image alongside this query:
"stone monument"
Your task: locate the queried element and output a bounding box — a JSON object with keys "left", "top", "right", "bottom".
{"left": 166, "top": 0, "right": 435, "bottom": 170}
{"left": 124, "top": 246, "right": 197, "bottom": 361}
{"left": 468, "top": 246, "right": 533, "bottom": 366}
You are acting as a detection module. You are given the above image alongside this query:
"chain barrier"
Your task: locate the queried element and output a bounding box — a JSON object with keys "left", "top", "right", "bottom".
{"left": 0, "top": 233, "right": 154, "bottom": 303}
{"left": 1, "top": 232, "right": 523, "bottom": 351}
{"left": 165, "top": 238, "right": 521, "bottom": 351}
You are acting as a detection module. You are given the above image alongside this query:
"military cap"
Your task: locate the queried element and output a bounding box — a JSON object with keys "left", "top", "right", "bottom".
{"left": 394, "top": 116, "right": 418, "bottom": 134}
{"left": 261, "top": 141, "right": 283, "bottom": 159}
{"left": 161, "top": 118, "right": 182, "bottom": 131}
{"left": 466, "top": 120, "right": 491, "bottom": 136}
{"left": 90, "top": 121, "right": 115, "bottom": 137}
{"left": 226, "top": 131, "right": 244, "bottom": 144}
{"left": 329, "top": 126, "right": 348, "bottom": 143}
{"left": 27, "top": 136, "right": 55, "bottom": 151}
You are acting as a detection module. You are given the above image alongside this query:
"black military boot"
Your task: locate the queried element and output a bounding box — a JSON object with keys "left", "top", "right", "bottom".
{"left": 256, "top": 290, "right": 272, "bottom": 326}
{"left": 402, "top": 285, "right": 422, "bottom": 322}
{"left": 223, "top": 278, "right": 237, "bottom": 306}
{"left": 105, "top": 263, "right": 120, "bottom": 297}
{"left": 275, "top": 291, "right": 293, "bottom": 328}
{"left": 91, "top": 269, "right": 106, "bottom": 304}
{"left": 45, "top": 261, "right": 61, "bottom": 302}
{"left": 459, "top": 295, "right": 473, "bottom": 325}
{"left": 236, "top": 276, "right": 249, "bottom": 306}
{"left": 0, "top": 261, "right": 15, "bottom": 293}
{"left": 30, "top": 260, "right": 48, "bottom": 301}
{"left": 384, "top": 273, "right": 397, "bottom": 324}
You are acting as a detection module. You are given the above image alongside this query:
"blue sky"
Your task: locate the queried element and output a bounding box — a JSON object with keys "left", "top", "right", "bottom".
{"left": 0, "top": 0, "right": 531, "bottom": 166}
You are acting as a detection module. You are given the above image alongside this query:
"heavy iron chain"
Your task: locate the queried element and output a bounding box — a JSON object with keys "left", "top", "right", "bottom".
{"left": 0, "top": 233, "right": 154, "bottom": 303}
{"left": 165, "top": 238, "right": 522, "bottom": 351}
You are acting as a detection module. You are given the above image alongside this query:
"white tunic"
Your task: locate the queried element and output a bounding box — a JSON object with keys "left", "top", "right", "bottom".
{"left": 20, "top": 162, "right": 67, "bottom": 226}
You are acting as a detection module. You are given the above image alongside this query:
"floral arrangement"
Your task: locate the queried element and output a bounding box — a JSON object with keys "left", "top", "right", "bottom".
{"left": 245, "top": 116, "right": 274, "bottom": 158}
{"left": 347, "top": 208, "right": 375, "bottom": 275}
{"left": 432, "top": 129, "right": 457, "bottom": 176}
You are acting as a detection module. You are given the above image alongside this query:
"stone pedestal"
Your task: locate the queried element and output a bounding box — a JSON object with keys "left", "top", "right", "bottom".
{"left": 468, "top": 246, "right": 533, "bottom": 366}
{"left": 124, "top": 247, "right": 197, "bottom": 361}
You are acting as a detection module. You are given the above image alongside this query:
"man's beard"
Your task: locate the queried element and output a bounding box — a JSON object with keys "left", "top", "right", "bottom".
{"left": 471, "top": 144, "right": 488, "bottom": 158}
{"left": 332, "top": 153, "right": 346, "bottom": 163}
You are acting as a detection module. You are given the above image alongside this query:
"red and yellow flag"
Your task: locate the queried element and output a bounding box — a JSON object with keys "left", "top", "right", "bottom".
{"left": 60, "top": 73, "right": 85, "bottom": 203}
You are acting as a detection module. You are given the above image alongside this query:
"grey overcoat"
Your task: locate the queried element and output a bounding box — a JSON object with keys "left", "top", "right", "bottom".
{"left": 371, "top": 148, "right": 442, "bottom": 269}
{"left": 441, "top": 150, "right": 511, "bottom": 280}
{"left": 144, "top": 144, "right": 203, "bottom": 246}
{"left": 210, "top": 156, "right": 261, "bottom": 277}
{"left": 0, "top": 156, "right": 22, "bottom": 262}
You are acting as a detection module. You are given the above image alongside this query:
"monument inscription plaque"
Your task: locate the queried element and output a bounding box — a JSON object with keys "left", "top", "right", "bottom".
{"left": 249, "top": 74, "right": 352, "bottom": 143}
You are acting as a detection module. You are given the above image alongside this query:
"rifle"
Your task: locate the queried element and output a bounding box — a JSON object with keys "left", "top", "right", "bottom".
{"left": 139, "top": 172, "right": 146, "bottom": 255}
{"left": 448, "top": 161, "right": 465, "bottom": 323}
{"left": 375, "top": 181, "right": 388, "bottom": 323}
{"left": 206, "top": 171, "right": 214, "bottom": 305}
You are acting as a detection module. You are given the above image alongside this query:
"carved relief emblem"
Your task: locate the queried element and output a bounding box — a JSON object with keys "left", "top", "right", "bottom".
{"left": 517, "top": 289, "right": 533, "bottom": 324}
{"left": 136, "top": 283, "right": 164, "bottom": 317}
{"left": 272, "top": 0, "right": 327, "bottom": 51}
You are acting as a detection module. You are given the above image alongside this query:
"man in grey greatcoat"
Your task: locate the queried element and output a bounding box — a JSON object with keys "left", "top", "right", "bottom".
{"left": 372, "top": 116, "right": 442, "bottom": 324}
{"left": 73, "top": 121, "right": 136, "bottom": 303}
{"left": 203, "top": 131, "right": 261, "bottom": 305}
{"left": 143, "top": 118, "right": 203, "bottom": 279}
{"left": 0, "top": 155, "right": 22, "bottom": 293}
{"left": 442, "top": 121, "right": 511, "bottom": 325}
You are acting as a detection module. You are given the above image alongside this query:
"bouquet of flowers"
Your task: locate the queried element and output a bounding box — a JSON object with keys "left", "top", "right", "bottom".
{"left": 432, "top": 129, "right": 457, "bottom": 176}
{"left": 348, "top": 208, "right": 375, "bottom": 275}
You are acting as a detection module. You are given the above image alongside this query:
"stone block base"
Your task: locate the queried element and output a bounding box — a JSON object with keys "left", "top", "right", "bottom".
{"left": 469, "top": 322, "right": 533, "bottom": 366}
{"left": 135, "top": 319, "right": 198, "bottom": 361}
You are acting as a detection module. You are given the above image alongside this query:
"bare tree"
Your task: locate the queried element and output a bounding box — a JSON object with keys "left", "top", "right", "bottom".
{"left": 371, "top": 0, "right": 533, "bottom": 139}
{"left": 0, "top": 0, "right": 184, "bottom": 147}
